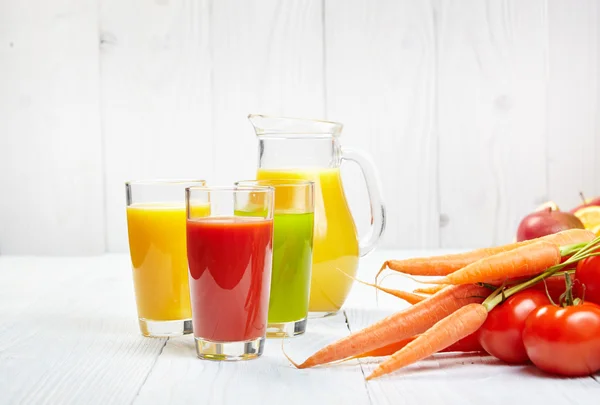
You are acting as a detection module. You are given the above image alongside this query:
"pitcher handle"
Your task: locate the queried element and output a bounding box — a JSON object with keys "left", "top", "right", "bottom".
{"left": 341, "top": 147, "right": 386, "bottom": 256}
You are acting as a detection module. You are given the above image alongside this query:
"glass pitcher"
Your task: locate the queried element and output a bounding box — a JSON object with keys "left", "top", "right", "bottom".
{"left": 248, "top": 114, "right": 386, "bottom": 316}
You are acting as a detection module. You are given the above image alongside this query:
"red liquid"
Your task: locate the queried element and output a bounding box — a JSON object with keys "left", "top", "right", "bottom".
{"left": 187, "top": 217, "right": 273, "bottom": 342}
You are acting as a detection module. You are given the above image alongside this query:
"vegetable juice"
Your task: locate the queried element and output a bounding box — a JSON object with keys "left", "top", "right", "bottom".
{"left": 187, "top": 217, "right": 273, "bottom": 342}
{"left": 256, "top": 168, "right": 359, "bottom": 313}
{"left": 268, "top": 212, "right": 314, "bottom": 323}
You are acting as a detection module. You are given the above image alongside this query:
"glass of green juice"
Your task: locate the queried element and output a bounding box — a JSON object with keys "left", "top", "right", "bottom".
{"left": 235, "top": 179, "right": 314, "bottom": 337}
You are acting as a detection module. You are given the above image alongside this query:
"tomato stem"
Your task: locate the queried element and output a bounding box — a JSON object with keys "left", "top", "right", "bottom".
{"left": 561, "top": 273, "right": 575, "bottom": 307}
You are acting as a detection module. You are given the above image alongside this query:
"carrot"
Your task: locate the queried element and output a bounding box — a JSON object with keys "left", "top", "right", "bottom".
{"left": 413, "top": 285, "right": 444, "bottom": 295}
{"left": 356, "top": 336, "right": 415, "bottom": 358}
{"left": 434, "top": 241, "right": 561, "bottom": 285}
{"left": 340, "top": 270, "right": 427, "bottom": 305}
{"left": 377, "top": 229, "right": 595, "bottom": 279}
{"left": 441, "top": 330, "right": 485, "bottom": 353}
{"left": 377, "top": 288, "right": 426, "bottom": 305}
{"left": 356, "top": 331, "right": 484, "bottom": 358}
{"left": 295, "top": 284, "right": 490, "bottom": 369}
{"left": 366, "top": 303, "right": 488, "bottom": 380}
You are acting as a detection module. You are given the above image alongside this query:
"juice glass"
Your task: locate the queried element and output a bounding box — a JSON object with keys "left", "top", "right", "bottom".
{"left": 186, "top": 186, "right": 274, "bottom": 360}
{"left": 255, "top": 168, "right": 359, "bottom": 316}
{"left": 236, "top": 179, "right": 314, "bottom": 337}
{"left": 125, "top": 179, "right": 208, "bottom": 337}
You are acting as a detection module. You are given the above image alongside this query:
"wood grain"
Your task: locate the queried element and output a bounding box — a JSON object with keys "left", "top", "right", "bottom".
{"left": 0, "top": 255, "right": 165, "bottom": 405}
{"left": 0, "top": 252, "right": 598, "bottom": 404}
{"left": 210, "top": 0, "right": 325, "bottom": 186}
{"left": 2, "top": 2, "right": 600, "bottom": 255}
{"left": 547, "top": 0, "right": 600, "bottom": 210}
{"left": 438, "top": 0, "right": 551, "bottom": 248}
{"left": 134, "top": 314, "right": 371, "bottom": 405}
{"left": 0, "top": 0, "right": 104, "bottom": 255}
{"left": 325, "top": 0, "right": 439, "bottom": 249}
{"left": 100, "top": 0, "right": 215, "bottom": 253}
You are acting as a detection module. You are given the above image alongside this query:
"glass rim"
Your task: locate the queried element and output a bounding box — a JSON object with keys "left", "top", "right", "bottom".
{"left": 185, "top": 185, "right": 275, "bottom": 193}
{"left": 125, "top": 179, "right": 206, "bottom": 186}
{"left": 235, "top": 179, "right": 315, "bottom": 189}
{"left": 248, "top": 113, "right": 343, "bottom": 138}
{"left": 248, "top": 113, "right": 342, "bottom": 128}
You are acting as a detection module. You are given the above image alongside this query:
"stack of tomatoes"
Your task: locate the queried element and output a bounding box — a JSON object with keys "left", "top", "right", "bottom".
{"left": 477, "top": 256, "right": 600, "bottom": 376}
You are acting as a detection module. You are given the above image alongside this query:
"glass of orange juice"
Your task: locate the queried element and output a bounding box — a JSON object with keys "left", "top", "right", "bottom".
{"left": 125, "top": 180, "right": 209, "bottom": 337}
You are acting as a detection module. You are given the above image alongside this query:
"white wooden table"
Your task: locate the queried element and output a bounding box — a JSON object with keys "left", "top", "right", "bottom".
{"left": 1, "top": 250, "right": 599, "bottom": 405}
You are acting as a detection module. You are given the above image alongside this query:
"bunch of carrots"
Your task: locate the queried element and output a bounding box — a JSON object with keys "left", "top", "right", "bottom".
{"left": 286, "top": 228, "right": 600, "bottom": 380}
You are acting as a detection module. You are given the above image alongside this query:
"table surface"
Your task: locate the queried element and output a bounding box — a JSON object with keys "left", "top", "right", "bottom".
{"left": 1, "top": 250, "right": 599, "bottom": 405}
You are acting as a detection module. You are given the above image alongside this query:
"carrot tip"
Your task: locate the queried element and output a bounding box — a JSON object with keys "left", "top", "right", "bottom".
{"left": 375, "top": 261, "right": 389, "bottom": 284}
{"left": 281, "top": 338, "right": 303, "bottom": 369}
{"left": 365, "top": 371, "right": 379, "bottom": 381}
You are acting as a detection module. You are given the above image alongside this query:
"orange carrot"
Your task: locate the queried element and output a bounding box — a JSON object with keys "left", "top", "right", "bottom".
{"left": 377, "top": 229, "right": 594, "bottom": 279}
{"left": 413, "top": 285, "right": 444, "bottom": 295}
{"left": 434, "top": 241, "right": 561, "bottom": 285}
{"left": 443, "top": 331, "right": 485, "bottom": 353}
{"left": 366, "top": 303, "right": 488, "bottom": 380}
{"left": 356, "top": 331, "right": 484, "bottom": 358}
{"left": 341, "top": 270, "right": 427, "bottom": 305}
{"left": 377, "top": 288, "right": 426, "bottom": 305}
{"left": 356, "top": 337, "right": 415, "bottom": 358}
{"left": 295, "top": 284, "right": 490, "bottom": 369}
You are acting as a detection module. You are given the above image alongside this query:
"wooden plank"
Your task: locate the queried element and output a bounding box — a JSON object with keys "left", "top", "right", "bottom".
{"left": 1, "top": 253, "right": 598, "bottom": 404}
{"left": 210, "top": 0, "right": 325, "bottom": 185}
{"left": 133, "top": 314, "right": 371, "bottom": 405}
{"left": 347, "top": 308, "right": 600, "bottom": 405}
{"left": 100, "top": 0, "right": 214, "bottom": 252}
{"left": 437, "top": 0, "right": 549, "bottom": 248}
{"left": 325, "top": 0, "right": 439, "bottom": 249}
{"left": 546, "top": 0, "right": 599, "bottom": 211}
{"left": 0, "top": 255, "right": 163, "bottom": 405}
{"left": 0, "top": 0, "right": 104, "bottom": 255}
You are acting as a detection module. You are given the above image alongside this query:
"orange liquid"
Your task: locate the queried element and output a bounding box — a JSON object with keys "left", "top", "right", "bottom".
{"left": 126, "top": 202, "right": 210, "bottom": 321}
{"left": 256, "top": 168, "right": 359, "bottom": 313}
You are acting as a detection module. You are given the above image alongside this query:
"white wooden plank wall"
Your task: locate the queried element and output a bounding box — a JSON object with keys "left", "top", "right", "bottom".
{"left": 0, "top": 0, "right": 104, "bottom": 255}
{"left": 438, "top": 0, "right": 550, "bottom": 248}
{"left": 0, "top": 0, "right": 598, "bottom": 254}
{"left": 100, "top": 0, "right": 215, "bottom": 252}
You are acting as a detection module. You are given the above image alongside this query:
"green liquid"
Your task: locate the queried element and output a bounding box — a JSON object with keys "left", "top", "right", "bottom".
{"left": 269, "top": 212, "right": 314, "bottom": 323}
{"left": 234, "top": 210, "right": 314, "bottom": 323}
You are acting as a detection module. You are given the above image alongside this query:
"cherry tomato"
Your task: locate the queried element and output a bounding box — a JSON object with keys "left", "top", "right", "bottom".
{"left": 478, "top": 290, "right": 550, "bottom": 364}
{"left": 574, "top": 255, "right": 600, "bottom": 305}
{"left": 522, "top": 302, "right": 600, "bottom": 377}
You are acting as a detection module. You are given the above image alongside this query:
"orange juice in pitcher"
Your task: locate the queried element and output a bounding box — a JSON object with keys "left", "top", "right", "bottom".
{"left": 250, "top": 115, "right": 386, "bottom": 316}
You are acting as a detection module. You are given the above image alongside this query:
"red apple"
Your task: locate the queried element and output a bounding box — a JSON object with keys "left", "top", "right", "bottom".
{"left": 517, "top": 209, "right": 585, "bottom": 242}
{"left": 569, "top": 192, "right": 600, "bottom": 214}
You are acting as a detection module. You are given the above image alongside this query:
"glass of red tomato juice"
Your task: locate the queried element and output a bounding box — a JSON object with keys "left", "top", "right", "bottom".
{"left": 185, "top": 185, "right": 274, "bottom": 360}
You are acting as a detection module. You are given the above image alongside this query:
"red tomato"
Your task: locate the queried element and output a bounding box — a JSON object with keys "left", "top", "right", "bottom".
{"left": 574, "top": 255, "right": 600, "bottom": 305}
{"left": 478, "top": 290, "right": 550, "bottom": 364}
{"left": 522, "top": 303, "right": 600, "bottom": 377}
